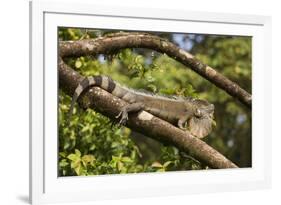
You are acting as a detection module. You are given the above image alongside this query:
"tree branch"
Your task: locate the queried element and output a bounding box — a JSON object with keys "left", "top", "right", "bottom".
{"left": 59, "top": 32, "right": 252, "bottom": 108}
{"left": 59, "top": 58, "right": 238, "bottom": 169}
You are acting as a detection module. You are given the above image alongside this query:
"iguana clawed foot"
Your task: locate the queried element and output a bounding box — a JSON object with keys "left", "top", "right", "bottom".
{"left": 178, "top": 123, "right": 187, "bottom": 130}
{"left": 178, "top": 115, "right": 189, "bottom": 130}
{"left": 115, "top": 103, "right": 145, "bottom": 126}
{"left": 115, "top": 109, "right": 129, "bottom": 126}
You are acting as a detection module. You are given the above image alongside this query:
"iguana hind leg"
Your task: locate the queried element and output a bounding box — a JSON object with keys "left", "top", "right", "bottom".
{"left": 116, "top": 102, "right": 145, "bottom": 125}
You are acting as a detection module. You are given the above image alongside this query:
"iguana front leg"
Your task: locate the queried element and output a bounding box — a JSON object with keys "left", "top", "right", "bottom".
{"left": 177, "top": 115, "right": 189, "bottom": 130}
{"left": 116, "top": 102, "right": 145, "bottom": 125}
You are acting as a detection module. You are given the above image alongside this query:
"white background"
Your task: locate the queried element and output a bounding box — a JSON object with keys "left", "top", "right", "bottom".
{"left": 0, "top": 0, "right": 278, "bottom": 204}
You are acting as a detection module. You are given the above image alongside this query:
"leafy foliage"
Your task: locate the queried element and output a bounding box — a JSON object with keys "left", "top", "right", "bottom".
{"left": 189, "top": 35, "right": 252, "bottom": 166}
{"left": 58, "top": 28, "right": 251, "bottom": 176}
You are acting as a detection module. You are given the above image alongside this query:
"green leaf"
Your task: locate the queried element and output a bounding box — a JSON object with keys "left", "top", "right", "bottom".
{"left": 117, "top": 161, "right": 124, "bottom": 171}
{"left": 75, "top": 149, "right": 81, "bottom": 157}
{"left": 73, "top": 163, "right": 82, "bottom": 175}
{"left": 89, "top": 144, "right": 96, "bottom": 151}
{"left": 81, "top": 154, "right": 95, "bottom": 166}
{"left": 121, "top": 157, "right": 133, "bottom": 163}
{"left": 67, "top": 153, "right": 79, "bottom": 161}
{"left": 59, "top": 159, "right": 69, "bottom": 167}
{"left": 151, "top": 161, "right": 163, "bottom": 168}
{"left": 59, "top": 152, "right": 67, "bottom": 158}
{"left": 147, "top": 84, "right": 157, "bottom": 93}
{"left": 163, "top": 161, "right": 172, "bottom": 168}
{"left": 134, "top": 55, "right": 143, "bottom": 64}
{"left": 111, "top": 141, "right": 120, "bottom": 148}
{"left": 156, "top": 168, "right": 165, "bottom": 172}
{"left": 70, "top": 158, "right": 81, "bottom": 175}
{"left": 75, "top": 60, "right": 82, "bottom": 68}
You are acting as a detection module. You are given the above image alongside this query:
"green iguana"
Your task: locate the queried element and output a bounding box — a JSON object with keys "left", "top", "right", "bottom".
{"left": 68, "top": 75, "right": 215, "bottom": 138}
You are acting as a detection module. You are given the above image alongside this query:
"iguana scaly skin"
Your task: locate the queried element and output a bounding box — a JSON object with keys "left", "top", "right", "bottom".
{"left": 68, "top": 75, "right": 215, "bottom": 138}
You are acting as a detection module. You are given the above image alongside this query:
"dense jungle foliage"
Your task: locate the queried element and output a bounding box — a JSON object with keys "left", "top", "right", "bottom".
{"left": 58, "top": 28, "right": 251, "bottom": 176}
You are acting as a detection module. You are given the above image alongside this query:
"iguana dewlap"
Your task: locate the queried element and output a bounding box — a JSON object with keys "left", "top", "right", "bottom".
{"left": 68, "top": 75, "right": 215, "bottom": 138}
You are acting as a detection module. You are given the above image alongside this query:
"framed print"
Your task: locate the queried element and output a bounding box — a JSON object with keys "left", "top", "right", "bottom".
{"left": 29, "top": 0, "right": 271, "bottom": 204}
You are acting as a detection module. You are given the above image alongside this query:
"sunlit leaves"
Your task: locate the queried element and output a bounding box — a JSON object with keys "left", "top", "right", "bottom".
{"left": 151, "top": 161, "right": 172, "bottom": 172}
{"left": 59, "top": 88, "right": 144, "bottom": 176}
{"left": 65, "top": 149, "right": 96, "bottom": 175}
{"left": 81, "top": 155, "right": 95, "bottom": 167}
{"left": 75, "top": 59, "right": 82, "bottom": 69}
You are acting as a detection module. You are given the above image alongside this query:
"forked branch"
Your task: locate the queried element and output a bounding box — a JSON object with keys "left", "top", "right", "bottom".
{"left": 60, "top": 32, "right": 252, "bottom": 108}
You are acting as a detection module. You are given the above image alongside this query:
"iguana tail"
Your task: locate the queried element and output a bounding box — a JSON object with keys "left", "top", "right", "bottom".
{"left": 67, "top": 75, "right": 128, "bottom": 123}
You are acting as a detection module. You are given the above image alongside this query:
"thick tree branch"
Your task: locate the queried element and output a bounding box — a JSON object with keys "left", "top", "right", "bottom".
{"left": 59, "top": 32, "right": 252, "bottom": 108}
{"left": 59, "top": 58, "right": 238, "bottom": 169}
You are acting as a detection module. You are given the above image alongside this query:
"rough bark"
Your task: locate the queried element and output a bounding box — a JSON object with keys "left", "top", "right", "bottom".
{"left": 59, "top": 58, "right": 238, "bottom": 169}
{"left": 59, "top": 32, "right": 252, "bottom": 108}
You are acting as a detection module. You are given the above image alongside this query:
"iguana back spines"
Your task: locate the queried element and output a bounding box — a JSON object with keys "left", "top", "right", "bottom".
{"left": 68, "top": 75, "right": 215, "bottom": 138}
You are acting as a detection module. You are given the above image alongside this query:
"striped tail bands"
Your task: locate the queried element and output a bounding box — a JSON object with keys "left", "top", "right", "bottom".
{"left": 67, "top": 75, "right": 117, "bottom": 123}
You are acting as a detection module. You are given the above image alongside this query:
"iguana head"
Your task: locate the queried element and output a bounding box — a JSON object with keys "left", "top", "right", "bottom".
{"left": 188, "top": 99, "right": 215, "bottom": 138}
